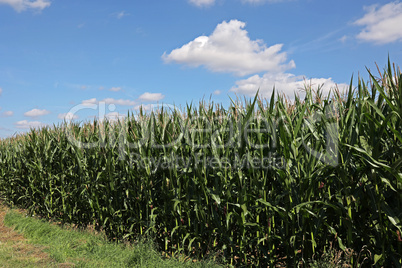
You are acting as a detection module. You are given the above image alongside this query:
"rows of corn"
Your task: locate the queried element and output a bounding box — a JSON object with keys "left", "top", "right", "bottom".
{"left": 1, "top": 61, "right": 401, "bottom": 266}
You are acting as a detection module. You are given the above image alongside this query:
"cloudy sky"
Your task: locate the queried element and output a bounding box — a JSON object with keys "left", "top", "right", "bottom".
{"left": 1, "top": 0, "right": 402, "bottom": 138}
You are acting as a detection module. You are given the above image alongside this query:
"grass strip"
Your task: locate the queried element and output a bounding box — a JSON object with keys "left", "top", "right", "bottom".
{"left": 2, "top": 205, "right": 221, "bottom": 268}
{"left": 0, "top": 203, "right": 57, "bottom": 268}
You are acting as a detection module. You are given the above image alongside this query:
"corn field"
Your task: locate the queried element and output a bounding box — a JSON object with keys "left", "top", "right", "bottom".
{"left": 1, "top": 60, "right": 401, "bottom": 266}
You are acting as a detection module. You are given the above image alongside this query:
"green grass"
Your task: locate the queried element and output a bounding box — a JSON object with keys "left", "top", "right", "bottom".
{"left": 2, "top": 206, "right": 221, "bottom": 268}
{"left": 0, "top": 243, "right": 55, "bottom": 268}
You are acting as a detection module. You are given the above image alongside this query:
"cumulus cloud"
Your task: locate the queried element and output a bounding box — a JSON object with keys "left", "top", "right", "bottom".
{"left": 163, "top": 19, "right": 345, "bottom": 99}
{"left": 0, "top": 0, "right": 51, "bottom": 12}
{"left": 15, "top": 120, "right": 46, "bottom": 129}
{"left": 213, "top": 90, "right": 222, "bottom": 95}
{"left": 24, "top": 108, "right": 50, "bottom": 118}
{"left": 231, "top": 72, "right": 348, "bottom": 99}
{"left": 58, "top": 112, "right": 79, "bottom": 121}
{"left": 82, "top": 98, "right": 97, "bottom": 106}
{"left": 162, "top": 19, "right": 295, "bottom": 76}
{"left": 0, "top": 108, "right": 14, "bottom": 117}
{"left": 1, "top": 111, "right": 14, "bottom": 117}
{"left": 188, "top": 0, "right": 215, "bottom": 7}
{"left": 109, "top": 87, "right": 122, "bottom": 92}
{"left": 354, "top": 2, "right": 402, "bottom": 44}
{"left": 81, "top": 98, "right": 136, "bottom": 106}
{"left": 138, "top": 92, "right": 165, "bottom": 102}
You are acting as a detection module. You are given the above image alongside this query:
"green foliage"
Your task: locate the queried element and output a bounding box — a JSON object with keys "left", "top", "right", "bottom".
{"left": 1, "top": 60, "right": 401, "bottom": 266}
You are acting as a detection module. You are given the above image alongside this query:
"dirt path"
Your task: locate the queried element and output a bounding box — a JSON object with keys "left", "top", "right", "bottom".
{"left": 0, "top": 201, "right": 57, "bottom": 267}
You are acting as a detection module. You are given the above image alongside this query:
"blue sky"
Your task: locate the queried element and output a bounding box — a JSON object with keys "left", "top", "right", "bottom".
{"left": 1, "top": 0, "right": 402, "bottom": 138}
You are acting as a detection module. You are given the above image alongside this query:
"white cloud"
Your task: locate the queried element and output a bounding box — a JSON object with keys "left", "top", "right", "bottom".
{"left": 162, "top": 19, "right": 295, "bottom": 76}
{"left": 3, "top": 111, "right": 14, "bottom": 117}
{"left": 163, "top": 19, "right": 346, "bottom": 99}
{"left": 138, "top": 92, "right": 165, "bottom": 102}
{"left": 0, "top": 0, "right": 51, "bottom": 12}
{"left": 188, "top": 0, "right": 288, "bottom": 7}
{"left": 231, "top": 72, "right": 348, "bottom": 99}
{"left": 58, "top": 112, "right": 79, "bottom": 121}
{"left": 15, "top": 120, "right": 46, "bottom": 129}
{"left": 188, "top": 0, "right": 215, "bottom": 7}
{"left": 82, "top": 98, "right": 97, "bottom": 106}
{"left": 81, "top": 98, "right": 136, "bottom": 106}
{"left": 0, "top": 110, "right": 13, "bottom": 117}
{"left": 241, "top": 0, "right": 289, "bottom": 3}
{"left": 103, "top": 98, "right": 136, "bottom": 106}
{"left": 213, "top": 90, "right": 222, "bottom": 95}
{"left": 354, "top": 2, "right": 402, "bottom": 44}
{"left": 24, "top": 108, "right": 50, "bottom": 118}
{"left": 109, "top": 87, "right": 122, "bottom": 92}
{"left": 339, "top": 35, "right": 348, "bottom": 43}
{"left": 115, "top": 11, "right": 128, "bottom": 19}
{"left": 0, "top": 87, "right": 2, "bottom": 96}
